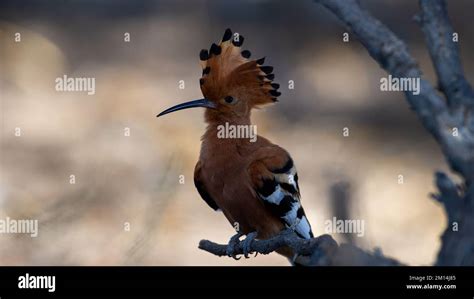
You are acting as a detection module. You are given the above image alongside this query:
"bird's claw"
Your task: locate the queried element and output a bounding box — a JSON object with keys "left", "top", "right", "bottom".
{"left": 226, "top": 231, "right": 244, "bottom": 260}
{"left": 225, "top": 231, "right": 259, "bottom": 260}
{"left": 242, "top": 231, "right": 258, "bottom": 258}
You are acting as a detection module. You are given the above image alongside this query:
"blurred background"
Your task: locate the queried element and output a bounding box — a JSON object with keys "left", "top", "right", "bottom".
{"left": 0, "top": 0, "right": 473, "bottom": 266}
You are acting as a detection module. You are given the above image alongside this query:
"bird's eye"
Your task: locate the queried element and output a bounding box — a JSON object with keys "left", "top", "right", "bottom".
{"left": 224, "top": 96, "right": 236, "bottom": 104}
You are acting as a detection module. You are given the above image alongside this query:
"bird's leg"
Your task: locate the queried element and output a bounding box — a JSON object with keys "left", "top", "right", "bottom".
{"left": 242, "top": 231, "right": 258, "bottom": 258}
{"left": 226, "top": 231, "right": 244, "bottom": 260}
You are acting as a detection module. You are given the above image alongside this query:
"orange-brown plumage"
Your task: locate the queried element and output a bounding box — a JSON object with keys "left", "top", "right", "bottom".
{"left": 158, "top": 28, "right": 312, "bottom": 264}
{"left": 196, "top": 127, "right": 287, "bottom": 238}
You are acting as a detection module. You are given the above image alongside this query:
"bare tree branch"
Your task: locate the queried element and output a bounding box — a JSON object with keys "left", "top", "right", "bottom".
{"left": 311, "top": 0, "right": 474, "bottom": 266}
{"left": 316, "top": 0, "right": 448, "bottom": 139}
{"left": 200, "top": 0, "right": 474, "bottom": 266}
{"left": 417, "top": 0, "right": 474, "bottom": 109}
{"left": 415, "top": 0, "right": 474, "bottom": 266}
{"left": 416, "top": 0, "right": 474, "bottom": 182}
{"left": 199, "top": 229, "right": 402, "bottom": 266}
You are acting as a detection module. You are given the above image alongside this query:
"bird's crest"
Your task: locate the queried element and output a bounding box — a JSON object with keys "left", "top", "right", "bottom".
{"left": 199, "top": 28, "right": 281, "bottom": 107}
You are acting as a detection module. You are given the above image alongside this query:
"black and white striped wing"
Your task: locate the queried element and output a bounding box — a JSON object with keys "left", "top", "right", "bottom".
{"left": 253, "top": 158, "right": 314, "bottom": 239}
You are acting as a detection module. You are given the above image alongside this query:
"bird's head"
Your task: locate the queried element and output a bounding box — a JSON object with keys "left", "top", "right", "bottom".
{"left": 157, "top": 28, "right": 280, "bottom": 123}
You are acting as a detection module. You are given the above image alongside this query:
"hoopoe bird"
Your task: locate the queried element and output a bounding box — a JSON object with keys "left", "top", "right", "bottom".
{"left": 157, "top": 29, "right": 313, "bottom": 265}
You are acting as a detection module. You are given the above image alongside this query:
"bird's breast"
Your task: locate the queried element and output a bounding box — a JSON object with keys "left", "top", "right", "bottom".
{"left": 198, "top": 151, "right": 283, "bottom": 237}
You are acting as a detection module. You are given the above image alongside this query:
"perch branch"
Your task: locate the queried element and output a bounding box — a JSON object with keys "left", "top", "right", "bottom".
{"left": 199, "top": 229, "right": 401, "bottom": 266}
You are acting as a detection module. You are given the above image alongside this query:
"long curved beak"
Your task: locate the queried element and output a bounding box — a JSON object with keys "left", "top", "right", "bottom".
{"left": 156, "top": 98, "right": 216, "bottom": 117}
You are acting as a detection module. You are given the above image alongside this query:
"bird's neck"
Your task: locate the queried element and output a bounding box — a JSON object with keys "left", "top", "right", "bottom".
{"left": 201, "top": 112, "right": 254, "bottom": 149}
{"left": 204, "top": 109, "right": 251, "bottom": 126}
